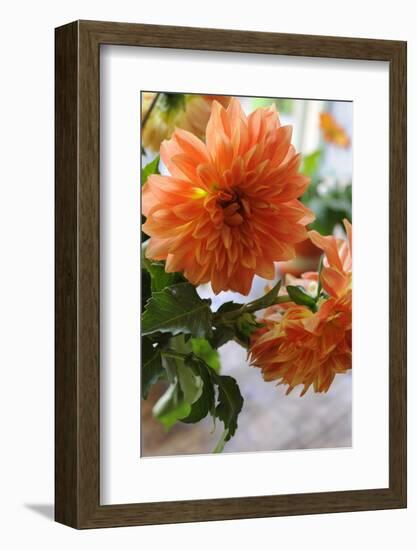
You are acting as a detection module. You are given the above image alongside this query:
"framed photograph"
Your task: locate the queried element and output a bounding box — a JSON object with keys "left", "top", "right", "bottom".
{"left": 55, "top": 20, "right": 407, "bottom": 528}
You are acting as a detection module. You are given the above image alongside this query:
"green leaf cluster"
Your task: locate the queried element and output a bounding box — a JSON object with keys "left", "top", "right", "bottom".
{"left": 300, "top": 149, "right": 352, "bottom": 235}
{"left": 143, "top": 343, "right": 243, "bottom": 450}
{"left": 180, "top": 353, "right": 244, "bottom": 451}
{"left": 141, "top": 232, "right": 244, "bottom": 450}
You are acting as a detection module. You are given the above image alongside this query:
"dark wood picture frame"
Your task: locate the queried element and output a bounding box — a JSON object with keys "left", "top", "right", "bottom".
{"left": 55, "top": 20, "right": 407, "bottom": 529}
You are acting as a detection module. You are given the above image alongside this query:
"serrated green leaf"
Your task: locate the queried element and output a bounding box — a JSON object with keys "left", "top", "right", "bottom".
{"left": 142, "top": 283, "right": 213, "bottom": 338}
{"left": 212, "top": 373, "right": 244, "bottom": 441}
{"left": 141, "top": 338, "right": 164, "bottom": 399}
{"left": 191, "top": 338, "right": 220, "bottom": 371}
{"left": 141, "top": 155, "right": 160, "bottom": 186}
{"left": 168, "top": 353, "right": 243, "bottom": 447}
{"left": 287, "top": 285, "right": 317, "bottom": 312}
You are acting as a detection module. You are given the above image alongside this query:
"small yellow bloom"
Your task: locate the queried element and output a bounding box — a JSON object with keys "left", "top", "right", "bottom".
{"left": 141, "top": 93, "right": 231, "bottom": 152}
{"left": 319, "top": 112, "right": 350, "bottom": 148}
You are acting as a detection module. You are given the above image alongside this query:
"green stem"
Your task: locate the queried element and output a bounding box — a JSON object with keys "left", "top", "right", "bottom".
{"left": 244, "top": 295, "right": 292, "bottom": 314}
{"left": 141, "top": 92, "right": 160, "bottom": 131}
{"left": 214, "top": 295, "right": 292, "bottom": 323}
{"left": 316, "top": 255, "right": 324, "bottom": 300}
{"left": 213, "top": 429, "right": 229, "bottom": 453}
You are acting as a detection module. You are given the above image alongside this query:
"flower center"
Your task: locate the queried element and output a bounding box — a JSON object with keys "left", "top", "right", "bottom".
{"left": 217, "top": 189, "right": 247, "bottom": 227}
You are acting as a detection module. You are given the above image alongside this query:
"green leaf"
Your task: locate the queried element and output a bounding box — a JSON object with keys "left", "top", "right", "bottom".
{"left": 152, "top": 348, "right": 205, "bottom": 428}
{"left": 177, "top": 362, "right": 203, "bottom": 405}
{"left": 210, "top": 326, "right": 236, "bottom": 349}
{"left": 153, "top": 382, "right": 191, "bottom": 430}
{"left": 142, "top": 241, "right": 185, "bottom": 292}
{"left": 161, "top": 353, "right": 244, "bottom": 448}
{"left": 287, "top": 285, "right": 317, "bottom": 312}
{"left": 216, "top": 301, "right": 243, "bottom": 315}
{"left": 144, "top": 258, "right": 185, "bottom": 292}
{"left": 141, "top": 338, "right": 164, "bottom": 399}
{"left": 301, "top": 149, "right": 322, "bottom": 178}
{"left": 213, "top": 373, "right": 244, "bottom": 441}
{"left": 212, "top": 299, "right": 265, "bottom": 350}
{"left": 179, "top": 344, "right": 219, "bottom": 424}
{"left": 141, "top": 155, "right": 160, "bottom": 186}
{"left": 303, "top": 180, "right": 352, "bottom": 235}
{"left": 142, "top": 282, "right": 213, "bottom": 338}
{"left": 236, "top": 313, "right": 259, "bottom": 339}
{"left": 181, "top": 358, "right": 215, "bottom": 424}
{"left": 191, "top": 338, "right": 220, "bottom": 372}
{"left": 141, "top": 269, "right": 152, "bottom": 313}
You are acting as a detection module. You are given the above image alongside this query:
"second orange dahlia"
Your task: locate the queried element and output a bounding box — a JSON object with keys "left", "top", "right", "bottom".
{"left": 249, "top": 221, "right": 352, "bottom": 395}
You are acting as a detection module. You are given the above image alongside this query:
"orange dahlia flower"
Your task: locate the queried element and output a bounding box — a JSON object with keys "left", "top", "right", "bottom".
{"left": 142, "top": 98, "right": 314, "bottom": 295}
{"left": 249, "top": 220, "right": 352, "bottom": 395}
{"left": 308, "top": 218, "right": 352, "bottom": 298}
{"left": 319, "top": 112, "right": 350, "bottom": 148}
{"left": 141, "top": 93, "right": 231, "bottom": 152}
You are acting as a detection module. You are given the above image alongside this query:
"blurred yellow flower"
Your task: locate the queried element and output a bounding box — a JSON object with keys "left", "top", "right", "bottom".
{"left": 319, "top": 112, "right": 350, "bottom": 148}
{"left": 141, "top": 93, "right": 230, "bottom": 152}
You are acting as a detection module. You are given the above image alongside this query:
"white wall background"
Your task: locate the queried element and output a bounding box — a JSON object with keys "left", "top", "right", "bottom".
{"left": 0, "top": 0, "right": 414, "bottom": 547}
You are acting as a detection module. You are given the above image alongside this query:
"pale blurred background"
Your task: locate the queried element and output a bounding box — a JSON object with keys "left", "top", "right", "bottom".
{"left": 141, "top": 95, "right": 353, "bottom": 456}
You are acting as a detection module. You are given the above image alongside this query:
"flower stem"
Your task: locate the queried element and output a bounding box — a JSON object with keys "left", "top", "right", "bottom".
{"left": 316, "top": 254, "right": 324, "bottom": 300}
{"left": 141, "top": 92, "right": 160, "bottom": 131}
{"left": 214, "top": 295, "right": 292, "bottom": 323}
{"left": 243, "top": 295, "right": 292, "bottom": 314}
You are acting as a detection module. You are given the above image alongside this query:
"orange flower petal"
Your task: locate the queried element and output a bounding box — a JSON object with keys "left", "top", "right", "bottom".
{"left": 308, "top": 230, "right": 344, "bottom": 272}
